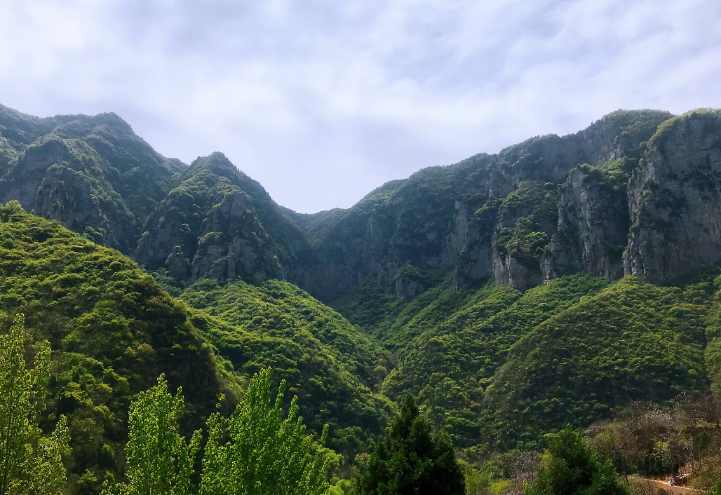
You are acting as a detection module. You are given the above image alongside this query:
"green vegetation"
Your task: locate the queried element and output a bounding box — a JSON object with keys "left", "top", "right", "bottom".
{"left": 180, "top": 279, "right": 392, "bottom": 456}
{"left": 105, "top": 368, "right": 336, "bottom": 495}
{"left": 104, "top": 375, "right": 201, "bottom": 495}
{"left": 484, "top": 276, "right": 710, "bottom": 447}
{"left": 0, "top": 314, "right": 70, "bottom": 495}
{"left": 201, "top": 368, "right": 337, "bottom": 495}
{"left": 0, "top": 202, "right": 229, "bottom": 492}
{"left": 355, "top": 396, "right": 465, "bottom": 495}
{"left": 494, "top": 181, "right": 559, "bottom": 264}
{"left": 524, "top": 428, "right": 627, "bottom": 495}
{"left": 380, "top": 275, "right": 608, "bottom": 447}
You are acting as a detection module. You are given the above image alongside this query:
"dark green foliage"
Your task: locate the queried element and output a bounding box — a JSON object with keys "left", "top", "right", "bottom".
{"left": 525, "top": 429, "right": 627, "bottom": 495}
{"left": 356, "top": 397, "right": 465, "bottom": 495}
{"left": 0, "top": 202, "right": 229, "bottom": 493}
{"left": 136, "top": 152, "right": 313, "bottom": 284}
{"left": 0, "top": 106, "right": 183, "bottom": 253}
{"left": 180, "top": 279, "right": 392, "bottom": 456}
{"left": 495, "top": 181, "right": 559, "bottom": 263}
{"left": 484, "top": 277, "right": 710, "bottom": 447}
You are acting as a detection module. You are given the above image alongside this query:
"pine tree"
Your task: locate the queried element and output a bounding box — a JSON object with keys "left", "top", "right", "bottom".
{"left": 200, "top": 368, "right": 337, "bottom": 495}
{"left": 524, "top": 428, "right": 628, "bottom": 495}
{"left": 103, "top": 375, "right": 201, "bottom": 495}
{"left": 0, "top": 313, "right": 70, "bottom": 495}
{"left": 356, "top": 396, "right": 465, "bottom": 495}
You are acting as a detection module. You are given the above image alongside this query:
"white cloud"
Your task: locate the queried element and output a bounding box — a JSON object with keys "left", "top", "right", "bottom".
{"left": 1, "top": 0, "right": 720, "bottom": 211}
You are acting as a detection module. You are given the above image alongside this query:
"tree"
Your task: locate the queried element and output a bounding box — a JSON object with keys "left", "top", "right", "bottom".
{"left": 200, "top": 368, "right": 337, "bottom": 495}
{"left": 525, "top": 428, "right": 628, "bottom": 495}
{"left": 0, "top": 313, "right": 70, "bottom": 495}
{"left": 104, "top": 375, "right": 201, "bottom": 495}
{"left": 356, "top": 396, "right": 465, "bottom": 495}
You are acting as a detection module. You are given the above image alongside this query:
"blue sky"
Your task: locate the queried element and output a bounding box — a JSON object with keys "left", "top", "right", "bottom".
{"left": 2, "top": 0, "right": 721, "bottom": 212}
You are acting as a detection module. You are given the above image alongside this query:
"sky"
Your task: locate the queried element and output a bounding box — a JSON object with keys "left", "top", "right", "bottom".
{"left": 1, "top": 1, "right": 721, "bottom": 212}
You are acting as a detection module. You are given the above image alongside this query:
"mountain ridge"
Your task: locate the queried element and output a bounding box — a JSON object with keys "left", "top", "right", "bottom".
{"left": 5, "top": 102, "right": 721, "bottom": 492}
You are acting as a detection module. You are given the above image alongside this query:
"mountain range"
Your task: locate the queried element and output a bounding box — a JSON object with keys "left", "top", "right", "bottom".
{"left": 2, "top": 102, "right": 721, "bottom": 491}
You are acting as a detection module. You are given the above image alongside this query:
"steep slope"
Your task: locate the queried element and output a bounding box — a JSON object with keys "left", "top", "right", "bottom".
{"left": 179, "top": 279, "right": 392, "bottom": 455}
{"left": 625, "top": 109, "right": 721, "bottom": 282}
{"left": 136, "top": 152, "right": 313, "bottom": 284}
{"left": 0, "top": 104, "right": 183, "bottom": 253}
{"left": 376, "top": 275, "right": 608, "bottom": 446}
{"left": 370, "top": 273, "right": 712, "bottom": 453}
{"left": 302, "top": 110, "right": 673, "bottom": 311}
{"left": 0, "top": 201, "right": 230, "bottom": 493}
{"left": 483, "top": 276, "right": 711, "bottom": 448}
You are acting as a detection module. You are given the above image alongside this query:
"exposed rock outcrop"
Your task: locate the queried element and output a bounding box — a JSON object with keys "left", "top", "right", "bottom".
{"left": 136, "top": 152, "right": 312, "bottom": 284}
{"left": 625, "top": 110, "right": 721, "bottom": 282}
{"left": 546, "top": 164, "right": 628, "bottom": 280}
{"left": 0, "top": 105, "right": 183, "bottom": 252}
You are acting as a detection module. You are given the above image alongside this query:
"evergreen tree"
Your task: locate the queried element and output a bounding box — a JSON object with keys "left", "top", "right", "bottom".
{"left": 356, "top": 396, "right": 465, "bottom": 495}
{"left": 200, "top": 368, "right": 336, "bottom": 495}
{"left": 0, "top": 314, "right": 70, "bottom": 495}
{"left": 525, "top": 428, "right": 628, "bottom": 495}
{"left": 104, "top": 375, "right": 201, "bottom": 495}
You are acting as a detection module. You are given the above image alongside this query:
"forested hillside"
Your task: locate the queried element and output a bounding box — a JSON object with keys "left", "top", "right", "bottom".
{"left": 4, "top": 103, "right": 721, "bottom": 493}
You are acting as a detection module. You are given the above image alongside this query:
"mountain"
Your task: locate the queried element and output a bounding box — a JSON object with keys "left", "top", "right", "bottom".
{"left": 179, "top": 278, "right": 391, "bottom": 455}
{"left": 135, "top": 151, "right": 313, "bottom": 284}
{"left": 0, "top": 201, "right": 393, "bottom": 492}
{"left": 0, "top": 201, "right": 228, "bottom": 492}
{"left": 0, "top": 104, "right": 183, "bottom": 253}
{"left": 4, "top": 102, "right": 721, "bottom": 490}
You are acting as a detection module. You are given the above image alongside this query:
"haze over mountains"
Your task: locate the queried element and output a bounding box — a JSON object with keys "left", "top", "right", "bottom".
{"left": 2, "top": 102, "right": 721, "bottom": 491}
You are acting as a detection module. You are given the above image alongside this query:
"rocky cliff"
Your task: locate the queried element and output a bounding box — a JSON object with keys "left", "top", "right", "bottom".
{"left": 0, "top": 104, "right": 183, "bottom": 252}
{"left": 136, "top": 152, "right": 313, "bottom": 284}
{"left": 299, "top": 109, "right": 675, "bottom": 302}
{"left": 6, "top": 104, "right": 721, "bottom": 305}
{"left": 625, "top": 110, "right": 721, "bottom": 282}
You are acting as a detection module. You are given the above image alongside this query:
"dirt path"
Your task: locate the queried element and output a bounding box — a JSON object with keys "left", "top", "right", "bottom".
{"left": 629, "top": 476, "right": 704, "bottom": 494}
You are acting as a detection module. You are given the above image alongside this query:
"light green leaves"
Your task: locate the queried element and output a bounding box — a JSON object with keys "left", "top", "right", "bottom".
{"left": 0, "top": 314, "right": 70, "bottom": 495}
{"left": 200, "top": 368, "right": 337, "bottom": 495}
{"left": 104, "top": 375, "right": 201, "bottom": 495}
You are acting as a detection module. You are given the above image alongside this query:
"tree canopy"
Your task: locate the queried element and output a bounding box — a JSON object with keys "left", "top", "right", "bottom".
{"left": 356, "top": 396, "right": 465, "bottom": 495}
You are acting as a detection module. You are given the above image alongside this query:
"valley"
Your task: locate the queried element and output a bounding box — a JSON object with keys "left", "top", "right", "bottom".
{"left": 2, "top": 103, "right": 721, "bottom": 493}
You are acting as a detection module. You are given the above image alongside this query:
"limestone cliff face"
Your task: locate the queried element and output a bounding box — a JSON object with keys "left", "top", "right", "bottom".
{"left": 302, "top": 110, "right": 673, "bottom": 299}
{"left": 8, "top": 103, "right": 721, "bottom": 298}
{"left": 136, "top": 152, "right": 313, "bottom": 284}
{"left": 546, "top": 165, "right": 628, "bottom": 280}
{"left": 0, "top": 105, "right": 182, "bottom": 252}
{"left": 624, "top": 110, "right": 721, "bottom": 282}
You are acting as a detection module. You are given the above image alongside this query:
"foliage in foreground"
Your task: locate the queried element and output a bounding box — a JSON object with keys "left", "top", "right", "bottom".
{"left": 201, "top": 368, "right": 337, "bottom": 495}
{"left": 103, "top": 376, "right": 201, "bottom": 495}
{"left": 356, "top": 396, "right": 465, "bottom": 495}
{"left": 524, "top": 428, "right": 627, "bottom": 495}
{"left": 107, "top": 368, "right": 336, "bottom": 495}
{"left": 0, "top": 201, "right": 228, "bottom": 492}
{"left": 181, "top": 279, "right": 392, "bottom": 456}
{"left": 0, "top": 314, "right": 70, "bottom": 495}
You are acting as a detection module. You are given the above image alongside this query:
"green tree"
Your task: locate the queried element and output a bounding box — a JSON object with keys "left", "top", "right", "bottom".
{"left": 356, "top": 396, "right": 465, "bottom": 495}
{"left": 525, "top": 428, "right": 628, "bottom": 495}
{"left": 0, "top": 313, "right": 70, "bottom": 495}
{"left": 200, "top": 368, "right": 337, "bottom": 495}
{"left": 104, "top": 375, "right": 201, "bottom": 495}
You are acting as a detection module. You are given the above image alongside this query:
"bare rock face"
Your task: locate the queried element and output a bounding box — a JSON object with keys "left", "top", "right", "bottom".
{"left": 625, "top": 110, "right": 721, "bottom": 282}
{"left": 136, "top": 152, "right": 311, "bottom": 284}
{"left": 547, "top": 164, "right": 628, "bottom": 280}
{"left": 490, "top": 182, "right": 559, "bottom": 290}
{"left": 0, "top": 105, "right": 182, "bottom": 253}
